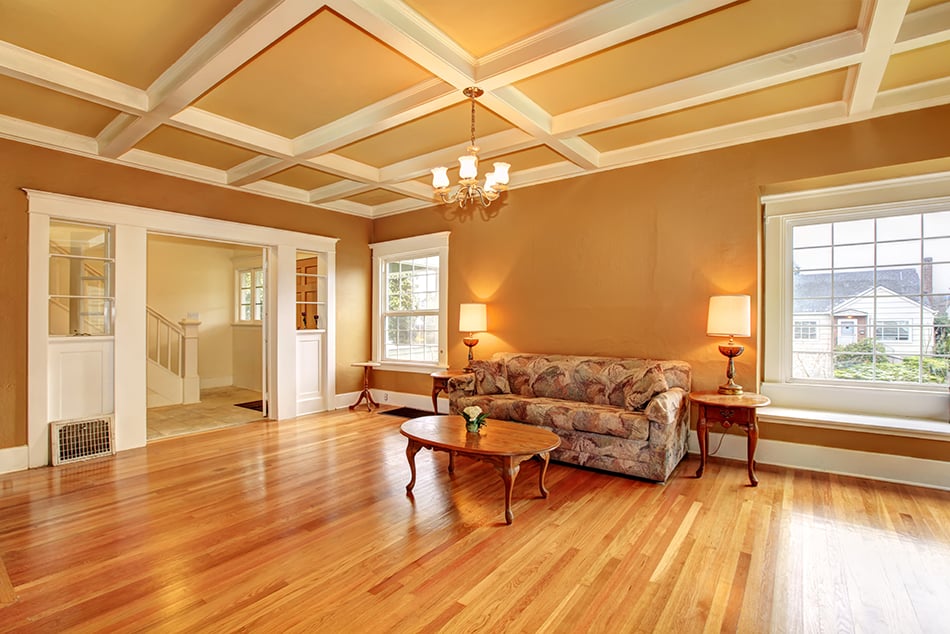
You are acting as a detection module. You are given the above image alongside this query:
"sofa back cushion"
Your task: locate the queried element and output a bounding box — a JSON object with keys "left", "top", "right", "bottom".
{"left": 491, "top": 352, "right": 686, "bottom": 410}
{"left": 470, "top": 359, "right": 510, "bottom": 395}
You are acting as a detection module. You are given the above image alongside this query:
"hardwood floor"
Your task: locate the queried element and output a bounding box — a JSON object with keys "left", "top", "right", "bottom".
{"left": 1, "top": 409, "right": 948, "bottom": 632}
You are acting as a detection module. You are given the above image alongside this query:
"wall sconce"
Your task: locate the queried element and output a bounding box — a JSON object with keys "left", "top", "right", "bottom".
{"left": 706, "top": 295, "right": 751, "bottom": 394}
{"left": 459, "top": 303, "right": 487, "bottom": 368}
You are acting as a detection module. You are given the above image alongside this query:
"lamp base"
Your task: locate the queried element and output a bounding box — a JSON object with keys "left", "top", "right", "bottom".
{"left": 463, "top": 336, "right": 479, "bottom": 369}
{"left": 717, "top": 342, "right": 745, "bottom": 396}
{"left": 718, "top": 381, "right": 744, "bottom": 395}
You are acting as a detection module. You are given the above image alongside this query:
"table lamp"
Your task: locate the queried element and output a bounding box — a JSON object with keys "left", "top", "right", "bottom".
{"left": 706, "top": 295, "right": 751, "bottom": 395}
{"left": 459, "top": 303, "right": 487, "bottom": 367}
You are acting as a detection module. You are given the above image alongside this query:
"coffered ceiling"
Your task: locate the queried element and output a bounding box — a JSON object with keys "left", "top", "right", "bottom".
{"left": 1, "top": 0, "right": 949, "bottom": 218}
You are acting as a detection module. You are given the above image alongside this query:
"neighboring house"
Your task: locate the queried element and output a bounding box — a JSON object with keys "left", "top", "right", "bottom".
{"left": 791, "top": 266, "right": 943, "bottom": 379}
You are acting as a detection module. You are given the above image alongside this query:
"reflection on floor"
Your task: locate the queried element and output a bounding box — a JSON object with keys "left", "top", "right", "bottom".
{"left": 147, "top": 386, "right": 264, "bottom": 441}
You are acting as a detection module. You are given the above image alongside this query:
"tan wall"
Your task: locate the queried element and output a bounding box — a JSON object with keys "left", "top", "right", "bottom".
{"left": 371, "top": 104, "right": 950, "bottom": 462}
{"left": 0, "top": 137, "right": 372, "bottom": 448}
{"left": 147, "top": 235, "right": 239, "bottom": 387}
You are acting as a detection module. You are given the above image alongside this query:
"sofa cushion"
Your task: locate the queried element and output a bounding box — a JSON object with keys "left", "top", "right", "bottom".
{"left": 470, "top": 359, "right": 509, "bottom": 395}
{"left": 530, "top": 360, "right": 574, "bottom": 399}
{"left": 606, "top": 363, "right": 669, "bottom": 410}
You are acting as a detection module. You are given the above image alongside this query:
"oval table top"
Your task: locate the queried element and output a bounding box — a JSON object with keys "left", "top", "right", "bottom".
{"left": 400, "top": 415, "right": 560, "bottom": 457}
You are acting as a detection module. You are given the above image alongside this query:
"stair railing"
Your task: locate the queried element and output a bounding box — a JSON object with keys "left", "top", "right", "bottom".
{"left": 146, "top": 306, "right": 184, "bottom": 377}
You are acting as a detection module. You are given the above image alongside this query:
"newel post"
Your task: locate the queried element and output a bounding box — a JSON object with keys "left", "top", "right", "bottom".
{"left": 179, "top": 317, "right": 201, "bottom": 404}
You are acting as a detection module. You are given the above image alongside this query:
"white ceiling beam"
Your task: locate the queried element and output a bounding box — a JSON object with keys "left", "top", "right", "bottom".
{"left": 484, "top": 86, "right": 600, "bottom": 169}
{"left": 553, "top": 31, "right": 864, "bottom": 137}
{"left": 600, "top": 102, "right": 849, "bottom": 169}
{"left": 305, "top": 153, "right": 381, "bottom": 183}
{"left": 308, "top": 181, "right": 375, "bottom": 204}
{"left": 119, "top": 148, "right": 229, "bottom": 184}
{"left": 0, "top": 41, "right": 147, "bottom": 112}
{"left": 846, "top": 0, "right": 910, "bottom": 115}
{"left": 381, "top": 179, "right": 436, "bottom": 202}
{"left": 894, "top": 2, "right": 950, "bottom": 53}
{"left": 227, "top": 155, "right": 288, "bottom": 186}
{"left": 292, "top": 79, "right": 455, "bottom": 158}
{"left": 97, "top": 0, "right": 323, "bottom": 158}
{"left": 475, "top": 0, "right": 737, "bottom": 89}
{"left": 329, "top": 0, "right": 475, "bottom": 88}
{"left": 170, "top": 107, "right": 294, "bottom": 156}
{"left": 0, "top": 113, "right": 99, "bottom": 155}
{"left": 872, "top": 76, "right": 950, "bottom": 115}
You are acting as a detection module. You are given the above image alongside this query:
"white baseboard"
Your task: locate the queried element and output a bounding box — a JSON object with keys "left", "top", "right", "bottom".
{"left": 200, "top": 376, "right": 233, "bottom": 390}
{"left": 0, "top": 445, "right": 30, "bottom": 474}
{"left": 688, "top": 430, "right": 950, "bottom": 491}
{"left": 333, "top": 389, "right": 446, "bottom": 413}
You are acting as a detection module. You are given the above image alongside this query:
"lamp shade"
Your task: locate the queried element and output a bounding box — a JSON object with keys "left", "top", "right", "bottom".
{"left": 459, "top": 303, "right": 487, "bottom": 333}
{"left": 706, "top": 295, "right": 751, "bottom": 337}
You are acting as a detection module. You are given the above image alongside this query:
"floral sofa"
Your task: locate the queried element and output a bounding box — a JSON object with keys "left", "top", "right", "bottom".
{"left": 447, "top": 352, "right": 691, "bottom": 482}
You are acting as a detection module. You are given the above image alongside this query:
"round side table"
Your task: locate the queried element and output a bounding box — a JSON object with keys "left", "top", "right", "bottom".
{"left": 350, "top": 361, "right": 381, "bottom": 411}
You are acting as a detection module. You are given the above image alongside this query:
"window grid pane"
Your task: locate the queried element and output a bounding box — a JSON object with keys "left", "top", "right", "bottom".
{"left": 791, "top": 210, "right": 949, "bottom": 386}
{"left": 382, "top": 254, "right": 441, "bottom": 363}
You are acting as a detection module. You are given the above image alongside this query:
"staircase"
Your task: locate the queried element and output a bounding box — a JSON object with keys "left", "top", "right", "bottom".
{"left": 147, "top": 307, "right": 200, "bottom": 408}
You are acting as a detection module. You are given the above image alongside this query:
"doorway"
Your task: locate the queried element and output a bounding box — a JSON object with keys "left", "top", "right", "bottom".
{"left": 145, "top": 234, "right": 267, "bottom": 440}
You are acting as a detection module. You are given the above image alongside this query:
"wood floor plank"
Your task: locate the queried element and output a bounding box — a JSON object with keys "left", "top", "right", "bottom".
{"left": 1, "top": 410, "right": 948, "bottom": 632}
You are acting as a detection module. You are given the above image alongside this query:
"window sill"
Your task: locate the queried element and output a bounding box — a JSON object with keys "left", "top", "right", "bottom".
{"left": 374, "top": 361, "right": 447, "bottom": 375}
{"left": 758, "top": 406, "right": 950, "bottom": 442}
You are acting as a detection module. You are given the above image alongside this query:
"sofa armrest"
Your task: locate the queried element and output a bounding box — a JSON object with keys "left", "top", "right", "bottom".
{"left": 447, "top": 372, "right": 476, "bottom": 399}
{"left": 645, "top": 387, "right": 689, "bottom": 446}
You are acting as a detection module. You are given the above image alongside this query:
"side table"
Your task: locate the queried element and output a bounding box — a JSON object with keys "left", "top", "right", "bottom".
{"left": 350, "top": 361, "right": 381, "bottom": 411}
{"left": 690, "top": 391, "right": 771, "bottom": 487}
{"left": 430, "top": 369, "right": 467, "bottom": 413}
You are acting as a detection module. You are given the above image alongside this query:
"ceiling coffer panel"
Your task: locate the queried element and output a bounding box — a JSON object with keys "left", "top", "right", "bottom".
{"left": 0, "top": 0, "right": 947, "bottom": 218}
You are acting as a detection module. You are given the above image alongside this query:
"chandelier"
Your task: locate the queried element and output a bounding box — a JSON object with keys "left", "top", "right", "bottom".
{"left": 431, "top": 87, "right": 510, "bottom": 207}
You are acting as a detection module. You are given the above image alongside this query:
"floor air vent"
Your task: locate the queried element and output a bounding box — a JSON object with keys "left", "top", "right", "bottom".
{"left": 50, "top": 417, "right": 115, "bottom": 465}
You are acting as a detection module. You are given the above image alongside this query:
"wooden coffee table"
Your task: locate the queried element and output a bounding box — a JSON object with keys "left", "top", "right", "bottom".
{"left": 400, "top": 415, "right": 560, "bottom": 525}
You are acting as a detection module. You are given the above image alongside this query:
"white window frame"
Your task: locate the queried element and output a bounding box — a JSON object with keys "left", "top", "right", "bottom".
{"left": 762, "top": 172, "right": 950, "bottom": 422}
{"left": 370, "top": 232, "right": 449, "bottom": 373}
{"left": 236, "top": 265, "right": 264, "bottom": 323}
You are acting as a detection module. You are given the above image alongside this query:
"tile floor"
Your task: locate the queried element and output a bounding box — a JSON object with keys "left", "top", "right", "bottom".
{"left": 147, "top": 386, "right": 265, "bottom": 441}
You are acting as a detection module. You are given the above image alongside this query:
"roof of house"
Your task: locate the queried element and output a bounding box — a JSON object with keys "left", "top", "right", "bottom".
{"left": 793, "top": 268, "right": 944, "bottom": 314}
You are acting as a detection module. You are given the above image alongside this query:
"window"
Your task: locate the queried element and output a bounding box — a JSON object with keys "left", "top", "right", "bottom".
{"left": 237, "top": 267, "right": 264, "bottom": 322}
{"left": 371, "top": 232, "right": 449, "bottom": 372}
{"left": 793, "top": 320, "right": 818, "bottom": 340}
{"left": 763, "top": 175, "right": 950, "bottom": 422}
{"left": 48, "top": 220, "right": 114, "bottom": 336}
{"left": 876, "top": 321, "right": 910, "bottom": 341}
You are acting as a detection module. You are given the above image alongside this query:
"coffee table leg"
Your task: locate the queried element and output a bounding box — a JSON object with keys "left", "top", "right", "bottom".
{"left": 448, "top": 450, "right": 455, "bottom": 474}
{"left": 499, "top": 456, "right": 520, "bottom": 525}
{"left": 534, "top": 453, "right": 551, "bottom": 498}
{"left": 405, "top": 439, "right": 421, "bottom": 494}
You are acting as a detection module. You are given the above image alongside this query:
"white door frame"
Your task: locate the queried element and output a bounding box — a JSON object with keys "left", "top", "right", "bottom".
{"left": 26, "top": 190, "right": 337, "bottom": 468}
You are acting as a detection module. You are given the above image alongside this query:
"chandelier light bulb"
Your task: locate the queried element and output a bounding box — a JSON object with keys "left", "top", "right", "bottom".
{"left": 492, "top": 162, "right": 510, "bottom": 185}
{"left": 458, "top": 154, "right": 478, "bottom": 180}
{"left": 484, "top": 172, "right": 497, "bottom": 193}
{"left": 431, "top": 166, "right": 450, "bottom": 190}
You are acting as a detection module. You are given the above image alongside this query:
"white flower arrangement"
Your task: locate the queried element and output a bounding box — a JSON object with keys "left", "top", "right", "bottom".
{"left": 461, "top": 405, "right": 487, "bottom": 431}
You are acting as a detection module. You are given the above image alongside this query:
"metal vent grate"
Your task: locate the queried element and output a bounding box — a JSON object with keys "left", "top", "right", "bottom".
{"left": 50, "top": 417, "right": 115, "bottom": 466}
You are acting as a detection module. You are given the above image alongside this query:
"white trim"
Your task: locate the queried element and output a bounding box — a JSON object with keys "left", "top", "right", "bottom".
{"left": 761, "top": 173, "right": 950, "bottom": 423}
{"left": 0, "top": 445, "right": 29, "bottom": 474}
{"left": 758, "top": 406, "right": 949, "bottom": 442}
{"left": 370, "top": 232, "right": 450, "bottom": 371}
{"left": 26, "top": 190, "right": 339, "bottom": 465}
{"left": 687, "top": 431, "right": 950, "bottom": 491}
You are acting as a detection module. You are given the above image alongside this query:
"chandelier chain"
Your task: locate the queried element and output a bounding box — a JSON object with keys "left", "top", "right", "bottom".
{"left": 470, "top": 90, "right": 477, "bottom": 148}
